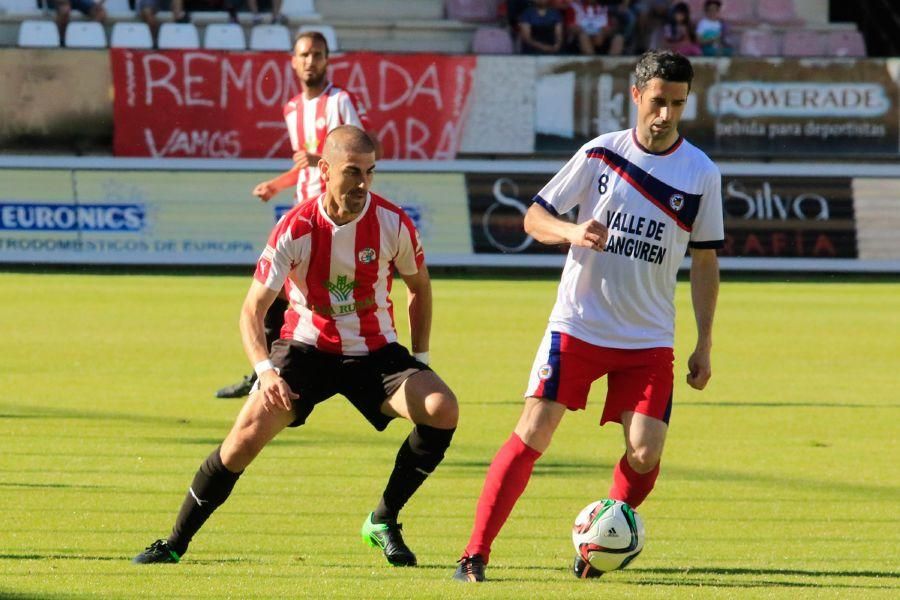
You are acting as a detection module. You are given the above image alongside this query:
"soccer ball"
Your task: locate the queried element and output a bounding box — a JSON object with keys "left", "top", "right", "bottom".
{"left": 571, "top": 499, "right": 645, "bottom": 574}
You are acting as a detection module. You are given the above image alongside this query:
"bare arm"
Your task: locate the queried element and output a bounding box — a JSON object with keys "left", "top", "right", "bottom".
{"left": 523, "top": 202, "right": 608, "bottom": 251}
{"left": 400, "top": 265, "right": 432, "bottom": 357}
{"left": 239, "top": 280, "right": 298, "bottom": 409}
{"left": 686, "top": 248, "right": 719, "bottom": 390}
{"left": 253, "top": 164, "right": 301, "bottom": 202}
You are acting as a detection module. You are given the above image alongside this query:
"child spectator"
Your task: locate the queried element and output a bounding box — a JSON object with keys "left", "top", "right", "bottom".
{"left": 696, "top": 0, "right": 732, "bottom": 56}
{"left": 663, "top": 2, "right": 701, "bottom": 55}
{"left": 570, "top": 0, "right": 625, "bottom": 55}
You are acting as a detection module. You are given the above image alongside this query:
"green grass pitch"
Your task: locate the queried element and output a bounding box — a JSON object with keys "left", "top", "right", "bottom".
{"left": 0, "top": 271, "right": 898, "bottom": 599}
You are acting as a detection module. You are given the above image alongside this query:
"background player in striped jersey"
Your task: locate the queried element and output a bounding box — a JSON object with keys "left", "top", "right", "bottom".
{"left": 453, "top": 50, "right": 723, "bottom": 582}
{"left": 135, "top": 126, "right": 457, "bottom": 567}
{"left": 216, "top": 31, "right": 379, "bottom": 399}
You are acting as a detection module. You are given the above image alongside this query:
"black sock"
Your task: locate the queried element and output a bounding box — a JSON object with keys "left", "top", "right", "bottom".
{"left": 372, "top": 425, "right": 455, "bottom": 524}
{"left": 167, "top": 447, "right": 242, "bottom": 556}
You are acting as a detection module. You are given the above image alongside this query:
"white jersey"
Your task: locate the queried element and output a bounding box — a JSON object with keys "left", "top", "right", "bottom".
{"left": 283, "top": 83, "right": 369, "bottom": 202}
{"left": 535, "top": 128, "right": 724, "bottom": 349}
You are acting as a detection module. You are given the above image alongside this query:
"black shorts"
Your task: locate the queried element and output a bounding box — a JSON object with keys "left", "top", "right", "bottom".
{"left": 268, "top": 339, "right": 431, "bottom": 431}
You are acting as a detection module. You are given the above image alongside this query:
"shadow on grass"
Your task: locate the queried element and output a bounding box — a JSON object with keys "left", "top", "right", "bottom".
{"left": 475, "top": 565, "right": 897, "bottom": 589}
{"left": 0, "top": 553, "right": 247, "bottom": 565}
{"left": 0, "top": 402, "right": 228, "bottom": 430}
{"left": 0, "top": 590, "right": 77, "bottom": 600}
{"left": 632, "top": 566, "right": 900, "bottom": 579}
{"left": 0, "top": 482, "right": 104, "bottom": 490}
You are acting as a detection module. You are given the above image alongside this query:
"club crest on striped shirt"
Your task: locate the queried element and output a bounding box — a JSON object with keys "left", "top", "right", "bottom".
{"left": 358, "top": 247, "right": 376, "bottom": 264}
{"left": 669, "top": 193, "right": 685, "bottom": 211}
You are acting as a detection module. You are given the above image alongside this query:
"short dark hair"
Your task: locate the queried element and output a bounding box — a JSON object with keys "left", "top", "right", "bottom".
{"left": 293, "top": 31, "right": 329, "bottom": 57}
{"left": 324, "top": 125, "right": 377, "bottom": 156}
{"left": 634, "top": 50, "right": 694, "bottom": 91}
{"left": 704, "top": 0, "right": 722, "bottom": 8}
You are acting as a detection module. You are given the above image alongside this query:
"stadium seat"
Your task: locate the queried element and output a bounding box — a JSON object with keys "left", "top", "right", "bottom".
{"left": 720, "top": 0, "right": 758, "bottom": 25}
{"left": 446, "top": 0, "right": 500, "bottom": 23}
{"left": 297, "top": 24, "right": 338, "bottom": 52}
{"left": 471, "top": 26, "right": 513, "bottom": 54}
{"left": 103, "top": 0, "right": 133, "bottom": 16}
{"left": 110, "top": 22, "right": 153, "bottom": 48}
{"left": 738, "top": 28, "right": 780, "bottom": 56}
{"left": 756, "top": 0, "right": 803, "bottom": 26}
{"left": 826, "top": 29, "right": 866, "bottom": 57}
{"left": 781, "top": 29, "right": 825, "bottom": 57}
{"left": 64, "top": 21, "right": 107, "bottom": 48}
{"left": 280, "top": 0, "right": 317, "bottom": 18}
{"left": 249, "top": 24, "right": 291, "bottom": 51}
{"left": 204, "top": 23, "right": 246, "bottom": 49}
{"left": 158, "top": 22, "right": 200, "bottom": 49}
{"left": 447, "top": 0, "right": 500, "bottom": 22}
{"left": 17, "top": 20, "right": 60, "bottom": 48}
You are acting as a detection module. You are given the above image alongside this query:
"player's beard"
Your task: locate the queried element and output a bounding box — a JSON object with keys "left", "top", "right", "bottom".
{"left": 304, "top": 70, "right": 327, "bottom": 89}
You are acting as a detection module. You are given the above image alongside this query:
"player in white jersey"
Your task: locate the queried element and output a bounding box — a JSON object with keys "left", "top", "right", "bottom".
{"left": 453, "top": 50, "right": 723, "bottom": 582}
{"left": 135, "top": 126, "right": 458, "bottom": 568}
{"left": 216, "top": 31, "right": 377, "bottom": 399}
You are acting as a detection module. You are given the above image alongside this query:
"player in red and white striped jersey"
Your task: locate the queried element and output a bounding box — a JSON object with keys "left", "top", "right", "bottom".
{"left": 251, "top": 31, "right": 377, "bottom": 205}
{"left": 134, "top": 127, "right": 458, "bottom": 568}
{"left": 216, "top": 31, "right": 378, "bottom": 399}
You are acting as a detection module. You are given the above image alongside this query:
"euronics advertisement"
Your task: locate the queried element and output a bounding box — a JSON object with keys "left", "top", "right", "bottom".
{"left": 0, "top": 169, "right": 471, "bottom": 265}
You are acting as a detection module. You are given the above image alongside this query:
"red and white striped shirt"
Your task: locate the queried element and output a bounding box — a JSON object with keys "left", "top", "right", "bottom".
{"left": 254, "top": 192, "right": 424, "bottom": 356}
{"left": 283, "top": 83, "right": 370, "bottom": 203}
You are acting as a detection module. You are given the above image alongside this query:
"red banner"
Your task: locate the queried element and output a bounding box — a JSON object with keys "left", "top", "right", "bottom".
{"left": 110, "top": 49, "right": 476, "bottom": 160}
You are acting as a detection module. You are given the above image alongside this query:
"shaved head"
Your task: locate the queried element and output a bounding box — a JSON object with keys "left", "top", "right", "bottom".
{"left": 323, "top": 125, "right": 376, "bottom": 161}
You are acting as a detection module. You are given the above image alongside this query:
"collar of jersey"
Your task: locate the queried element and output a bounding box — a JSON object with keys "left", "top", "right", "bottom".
{"left": 303, "top": 81, "right": 334, "bottom": 102}
{"left": 317, "top": 192, "right": 372, "bottom": 229}
{"left": 630, "top": 128, "right": 683, "bottom": 156}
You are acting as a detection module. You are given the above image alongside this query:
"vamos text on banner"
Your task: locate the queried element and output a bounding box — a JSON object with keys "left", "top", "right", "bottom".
{"left": 110, "top": 49, "right": 475, "bottom": 160}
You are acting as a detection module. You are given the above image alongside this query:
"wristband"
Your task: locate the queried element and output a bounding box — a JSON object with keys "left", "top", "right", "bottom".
{"left": 254, "top": 359, "right": 275, "bottom": 377}
{"left": 413, "top": 351, "right": 430, "bottom": 365}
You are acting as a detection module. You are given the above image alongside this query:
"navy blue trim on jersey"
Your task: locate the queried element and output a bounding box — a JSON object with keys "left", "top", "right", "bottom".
{"left": 543, "top": 331, "right": 562, "bottom": 400}
{"left": 585, "top": 147, "right": 701, "bottom": 232}
{"left": 532, "top": 194, "right": 559, "bottom": 216}
{"left": 689, "top": 239, "right": 725, "bottom": 249}
{"left": 630, "top": 128, "right": 684, "bottom": 156}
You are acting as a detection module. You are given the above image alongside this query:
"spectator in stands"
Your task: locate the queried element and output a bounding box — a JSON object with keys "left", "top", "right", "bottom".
{"left": 518, "top": 0, "right": 564, "bottom": 54}
{"left": 506, "top": 0, "right": 532, "bottom": 32}
{"left": 663, "top": 2, "right": 701, "bottom": 55}
{"left": 569, "top": 0, "right": 626, "bottom": 55}
{"left": 695, "top": 0, "right": 732, "bottom": 56}
{"left": 50, "top": 0, "right": 107, "bottom": 42}
{"left": 630, "top": 0, "right": 670, "bottom": 52}
{"left": 247, "top": 0, "right": 287, "bottom": 25}
{"left": 137, "top": 0, "right": 188, "bottom": 45}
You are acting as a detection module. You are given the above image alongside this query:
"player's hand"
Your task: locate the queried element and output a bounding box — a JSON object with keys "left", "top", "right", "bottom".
{"left": 292, "top": 150, "right": 310, "bottom": 170}
{"left": 686, "top": 348, "right": 712, "bottom": 390}
{"left": 568, "top": 219, "right": 608, "bottom": 252}
{"left": 252, "top": 181, "right": 278, "bottom": 202}
{"left": 258, "top": 370, "right": 299, "bottom": 412}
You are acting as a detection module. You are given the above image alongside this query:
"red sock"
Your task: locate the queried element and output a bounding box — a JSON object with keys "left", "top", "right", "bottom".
{"left": 608, "top": 454, "right": 659, "bottom": 509}
{"left": 464, "top": 433, "right": 541, "bottom": 563}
